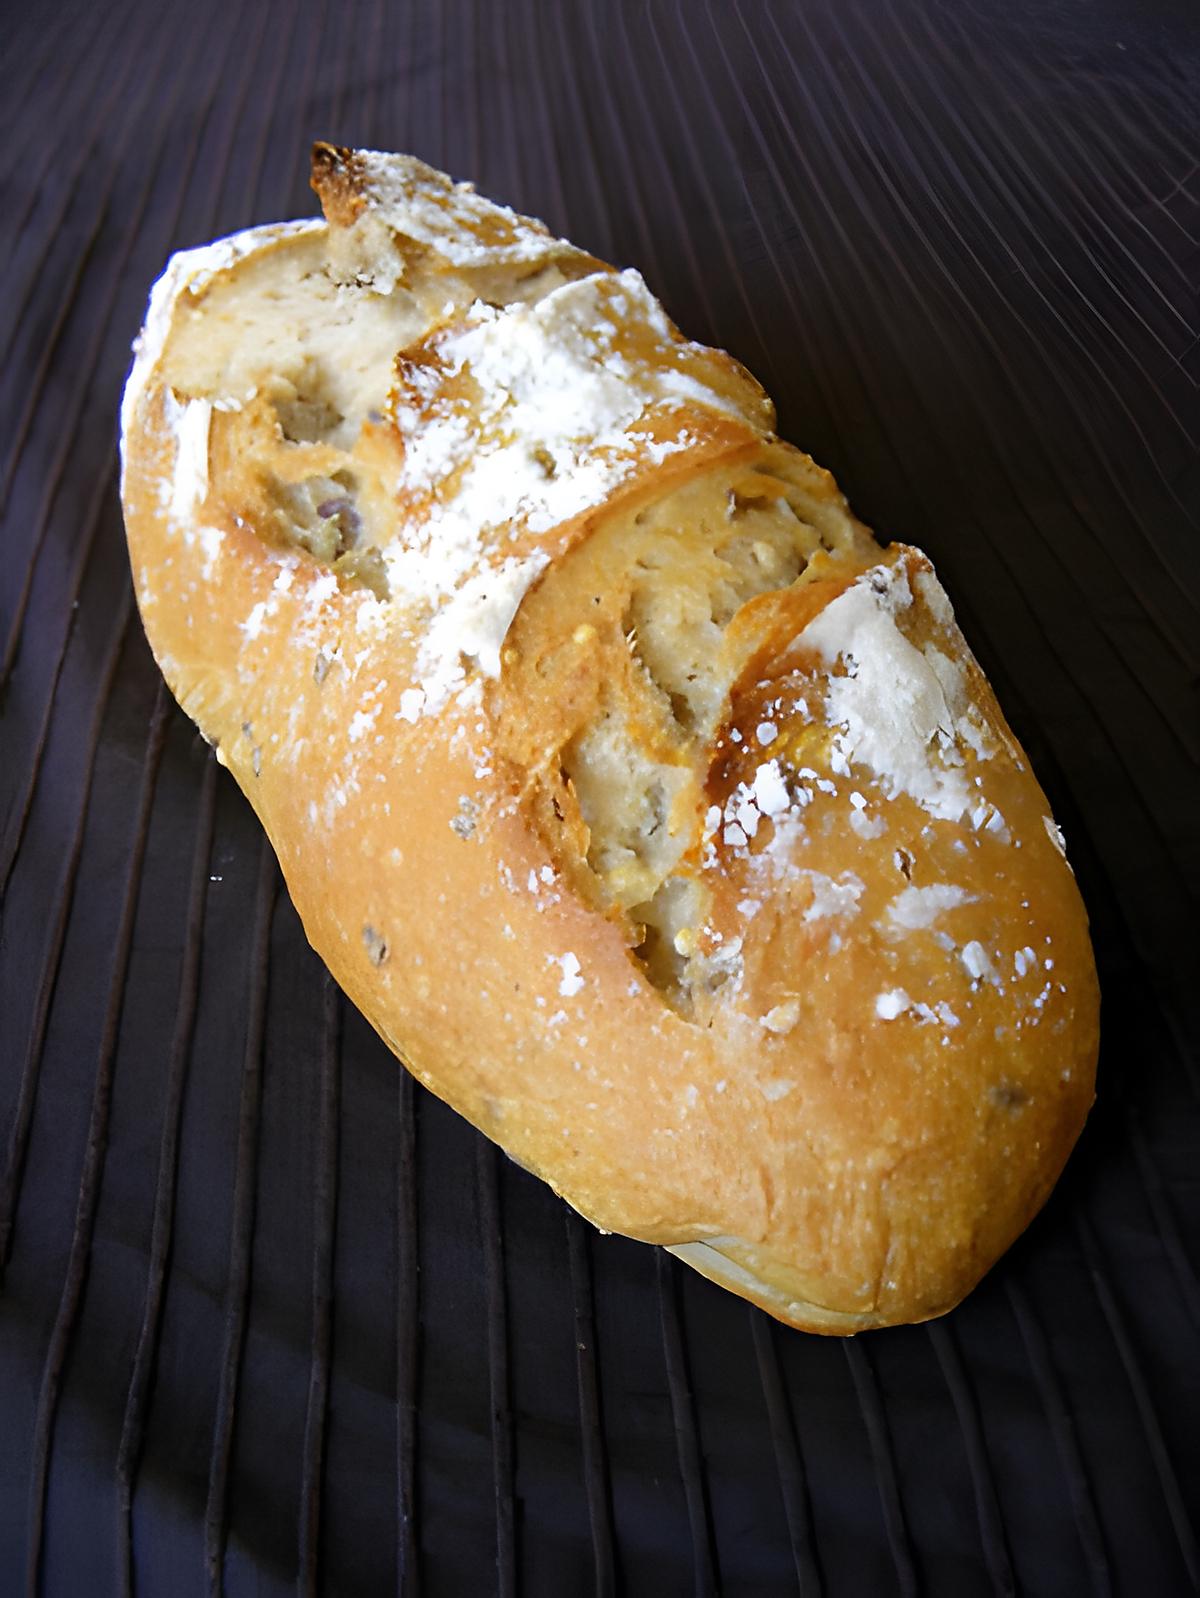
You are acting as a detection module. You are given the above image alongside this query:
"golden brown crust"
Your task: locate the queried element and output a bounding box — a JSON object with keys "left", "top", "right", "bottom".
{"left": 120, "top": 149, "right": 1099, "bottom": 1333}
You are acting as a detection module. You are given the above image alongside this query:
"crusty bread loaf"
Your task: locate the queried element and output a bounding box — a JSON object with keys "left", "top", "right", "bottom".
{"left": 119, "top": 144, "right": 1099, "bottom": 1333}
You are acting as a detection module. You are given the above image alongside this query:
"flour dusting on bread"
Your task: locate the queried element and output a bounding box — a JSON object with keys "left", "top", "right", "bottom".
{"left": 800, "top": 560, "right": 997, "bottom": 825}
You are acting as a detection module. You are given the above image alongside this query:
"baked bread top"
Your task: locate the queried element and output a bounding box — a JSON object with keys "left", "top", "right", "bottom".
{"left": 119, "top": 145, "right": 1099, "bottom": 1332}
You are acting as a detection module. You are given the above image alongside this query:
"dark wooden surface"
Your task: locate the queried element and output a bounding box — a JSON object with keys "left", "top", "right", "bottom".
{"left": 2, "top": 1, "right": 1198, "bottom": 1592}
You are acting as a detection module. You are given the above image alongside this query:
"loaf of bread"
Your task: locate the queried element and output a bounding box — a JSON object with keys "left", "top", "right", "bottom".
{"left": 119, "top": 144, "right": 1099, "bottom": 1332}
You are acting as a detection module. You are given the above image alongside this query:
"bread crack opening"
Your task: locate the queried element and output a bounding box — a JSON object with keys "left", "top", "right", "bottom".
{"left": 260, "top": 466, "right": 391, "bottom": 599}
{"left": 270, "top": 358, "right": 349, "bottom": 444}
{"left": 157, "top": 215, "right": 603, "bottom": 610}
{"left": 498, "top": 447, "right": 874, "bottom": 1017}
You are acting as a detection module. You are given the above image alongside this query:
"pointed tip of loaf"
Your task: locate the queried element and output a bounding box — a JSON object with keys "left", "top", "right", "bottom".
{"left": 310, "top": 140, "right": 366, "bottom": 226}
{"left": 307, "top": 142, "right": 592, "bottom": 273}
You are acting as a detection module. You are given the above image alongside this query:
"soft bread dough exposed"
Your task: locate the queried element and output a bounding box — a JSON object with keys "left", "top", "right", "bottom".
{"left": 119, "top": 145, "right": 1099, "bottom": 1333}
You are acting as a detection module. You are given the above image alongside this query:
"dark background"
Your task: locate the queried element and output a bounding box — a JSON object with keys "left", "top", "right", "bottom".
{"left": 2, "top": 0, "right": 1198, "bottom": 1593}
